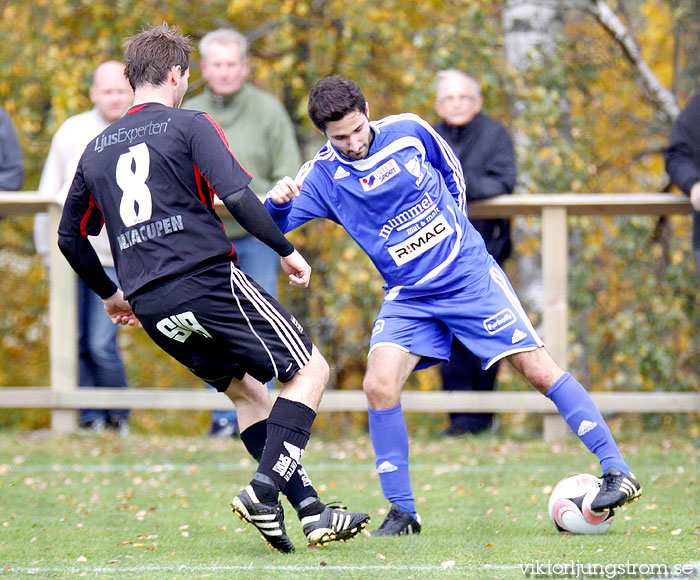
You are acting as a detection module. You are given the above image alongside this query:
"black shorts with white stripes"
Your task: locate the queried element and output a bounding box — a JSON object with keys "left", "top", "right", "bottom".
{"left": 130, "top": 261, "right": 313, "bottom": 391}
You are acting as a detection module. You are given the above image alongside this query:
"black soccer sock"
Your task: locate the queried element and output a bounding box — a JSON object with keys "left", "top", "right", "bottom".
{"left": 240, "top": 419, "right": 267, "bottom": 461}
{"left": 251, "top": 398, "right": 317, "bottom": 503}
{"left": 241, "top": 419, "right": 319, "bottom": 509}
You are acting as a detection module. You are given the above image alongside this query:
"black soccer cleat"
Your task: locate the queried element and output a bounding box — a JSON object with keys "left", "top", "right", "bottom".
{"left": 231, "top": 485, "right": 295, "bottom": 553}
{"left": 300, "top": 501, "right": 370, "bottom": 546}
{"left": 590, "top": 467, "right": 642, "bottom": 512}
{"left": 371, "top": 503, "right": 422, "bottom": 536}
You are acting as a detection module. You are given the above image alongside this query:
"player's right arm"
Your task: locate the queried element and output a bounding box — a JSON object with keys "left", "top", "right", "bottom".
{"left": 57, "top": 163, "right": 137, "bottom": 325}
{"left": 264, "top": 161, "right": 336, "bottom": 233}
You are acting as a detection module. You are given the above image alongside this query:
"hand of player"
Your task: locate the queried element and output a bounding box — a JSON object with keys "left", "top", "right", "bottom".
{"left": 103, "top": 289, "right": 141, "bottom": 326}
{"left": 280, "top": 249, "right": 312, "bottom": 288}
{"left": 268, "top": 176, "right": 302, "bottom": 205}
{"left": 690, "top": 182, "right": 700, "bottom": 212}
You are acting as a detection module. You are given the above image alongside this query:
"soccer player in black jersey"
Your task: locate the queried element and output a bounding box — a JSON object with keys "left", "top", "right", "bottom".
{"left": 57, "top": 24, "right": 368, "bottom": 553}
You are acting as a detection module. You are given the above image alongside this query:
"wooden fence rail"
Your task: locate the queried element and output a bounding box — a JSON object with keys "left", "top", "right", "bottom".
{"left": 0, "top": 192, "right": 696, "bottom": 440}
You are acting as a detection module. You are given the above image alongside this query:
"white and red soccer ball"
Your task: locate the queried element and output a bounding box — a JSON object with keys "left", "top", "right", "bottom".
{"left": 548, "top": 473, "right": 614, "bottom": 534}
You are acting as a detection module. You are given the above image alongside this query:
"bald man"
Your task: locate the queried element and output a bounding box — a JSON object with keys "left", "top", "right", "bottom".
{"left": 35, "top": 60, "right": 134, "bottom": 434}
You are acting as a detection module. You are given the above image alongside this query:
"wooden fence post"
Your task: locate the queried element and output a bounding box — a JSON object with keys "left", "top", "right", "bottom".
{"left": 49, "top": 202, "right": 78, "bottom": 434}
{"left": 541, "top": 206, "right": 570, "bottom": 440}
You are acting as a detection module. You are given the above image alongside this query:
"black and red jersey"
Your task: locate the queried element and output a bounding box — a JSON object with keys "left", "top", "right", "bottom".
{"left": 58, "top": 102, "right": 252, "bottom": 299}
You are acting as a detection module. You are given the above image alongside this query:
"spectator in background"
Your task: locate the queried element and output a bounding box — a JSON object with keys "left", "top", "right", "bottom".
{"left": 433, "top": 70, "right": 516, "bottom": 436}
{"left": 0, "top": 105, "right": 24, "bottom": 191}
{"left": 664, "top": 91, "right": 700, "bottom": 276}
{"left": 183, "top": 28, "right": 302, "bottom": 437}
{"left": 34, "top": 61, "right": 134, "bottom": 435}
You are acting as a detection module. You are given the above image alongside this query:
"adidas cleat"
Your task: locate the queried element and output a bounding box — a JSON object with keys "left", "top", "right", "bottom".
{"left": 371, "top": 503, "right": 421, "bottom": 536}
{"left": 590, "top": 467, "right": 642, "bottom": 512}
{"left": 231, "top": 485, "right": 295, "bottom": 553}
{"left": 301, "top": 502, "right": 370, "bottom": 546}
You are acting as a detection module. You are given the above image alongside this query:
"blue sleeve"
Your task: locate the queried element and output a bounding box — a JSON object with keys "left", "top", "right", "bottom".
{"left": 264, "top": 161, "right": 337, "bottom": 233}
{"left": 409, "top": 116, "right": 467, "bottom": 213}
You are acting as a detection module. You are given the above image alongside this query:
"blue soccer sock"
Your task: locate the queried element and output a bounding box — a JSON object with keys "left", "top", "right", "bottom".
{"left": 545, "top": 373, "right": 629, "bottom": 474}
{"left": 368, "top": 404, "right": 416, "bottom": 516}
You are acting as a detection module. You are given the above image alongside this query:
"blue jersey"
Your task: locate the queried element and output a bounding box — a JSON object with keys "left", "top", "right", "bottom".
{"left": 265, "top": 113, "right": 492, "bottom": 300}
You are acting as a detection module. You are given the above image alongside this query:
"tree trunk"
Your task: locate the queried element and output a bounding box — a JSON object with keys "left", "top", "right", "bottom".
{"left": 502, "top": 0, "right": 564, "bottom": 323}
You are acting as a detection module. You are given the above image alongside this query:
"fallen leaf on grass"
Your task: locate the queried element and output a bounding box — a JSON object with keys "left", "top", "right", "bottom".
{"left": 671, "top": 529, "right": 682, "bottom": 535}
{"left": 646, "top": 546, "right": 656, "bottom": 550}
{"left": 440, "top": 560, "right": 456, "bottom": 570}
{"left": 76, "top": 555, "right": 87, "bottom": 562}
{"left": 376, "top": 553, "right": 386, "bottom": 560}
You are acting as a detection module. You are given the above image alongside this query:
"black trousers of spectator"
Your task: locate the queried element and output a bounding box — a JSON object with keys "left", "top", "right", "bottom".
{"left": 441, "top": 336, "right": 499, "bottom": 433}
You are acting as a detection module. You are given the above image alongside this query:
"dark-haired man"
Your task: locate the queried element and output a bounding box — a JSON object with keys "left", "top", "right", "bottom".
{"left": 57, "top": 26, "right": 368, "bottom": 553}
{"left": 266, "top": 75, "right": 641, "bottom": 536}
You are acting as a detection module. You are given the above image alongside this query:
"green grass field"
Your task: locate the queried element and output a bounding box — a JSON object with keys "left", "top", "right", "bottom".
{"left": 0, "top": 430, "right": 698, "bottom": 579}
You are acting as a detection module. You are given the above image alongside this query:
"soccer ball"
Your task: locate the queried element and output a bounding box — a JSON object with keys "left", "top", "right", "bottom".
{"left": 548, "top": 473, "right": 614, "bottom": 534}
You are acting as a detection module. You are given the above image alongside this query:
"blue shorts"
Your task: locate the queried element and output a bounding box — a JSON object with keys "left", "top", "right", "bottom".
{"left": 369, "top": 260, "right": 543, "bottom": 370}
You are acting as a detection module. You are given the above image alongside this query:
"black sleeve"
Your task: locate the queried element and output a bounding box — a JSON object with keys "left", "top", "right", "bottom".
{"left": 57, "top": 234, "right": 119, "bottom": 299}
{"left": 223, "top": 187, "right": 295, "bottom": 257}
{"left": 664, "top": 94, "right": 700, "bottom": 196}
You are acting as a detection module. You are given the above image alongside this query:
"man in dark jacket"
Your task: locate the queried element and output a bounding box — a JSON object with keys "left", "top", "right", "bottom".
{"left": 433, "top": 70, "right": 516, "bottom": 435}
{"left": 664, "top": 92, "right": 700, "bottom": 276}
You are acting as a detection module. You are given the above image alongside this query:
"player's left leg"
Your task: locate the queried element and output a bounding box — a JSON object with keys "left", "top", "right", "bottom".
{"left": 230, "top": 352, "right": 369, "bottom": 549}
{"left": 448, "top": 261, "right": 641, "bottom": 513}
{"left": 508, "top": 348, "right": 642, "bottom": 511}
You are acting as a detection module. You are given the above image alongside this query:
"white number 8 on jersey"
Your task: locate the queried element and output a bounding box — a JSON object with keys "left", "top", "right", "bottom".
{"left": 116, "top": 142, "right": 153, "bottom": 227}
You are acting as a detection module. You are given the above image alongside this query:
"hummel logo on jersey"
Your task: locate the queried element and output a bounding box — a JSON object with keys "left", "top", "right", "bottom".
{"left": 577, "top": 420, "right": 598, "bottom": 436}
{"left": 377, "top": 461, "right": 398, "bottom": 474}
{"left": 511, "top": 328, "right": 528, "bottom": 344}
{"left": 333, "top": 166, "right": 350, "bottom": 179}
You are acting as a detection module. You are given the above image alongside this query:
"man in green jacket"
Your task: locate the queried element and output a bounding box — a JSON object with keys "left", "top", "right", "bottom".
{"left": 183, "top": 28, "right": 302, "bottom": 437}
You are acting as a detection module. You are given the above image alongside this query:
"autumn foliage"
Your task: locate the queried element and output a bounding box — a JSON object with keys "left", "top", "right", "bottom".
{"left": 0, "top": 0, "right": 697, "bottom": 433}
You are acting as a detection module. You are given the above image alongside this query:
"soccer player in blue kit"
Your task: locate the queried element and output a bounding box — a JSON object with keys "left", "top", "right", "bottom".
{"left": 266, "top": 75, "right": 642, "bottom": 535}
{"left": 57, "top": 27, "right": 369, "bottom": 553}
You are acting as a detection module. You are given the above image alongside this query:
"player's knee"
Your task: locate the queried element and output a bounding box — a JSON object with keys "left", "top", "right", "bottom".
{"left": 307, "top": 347, "right": 330, "bottom": 384}
{"left": 362, "top": 375, "right": 395, "bottom": 408}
